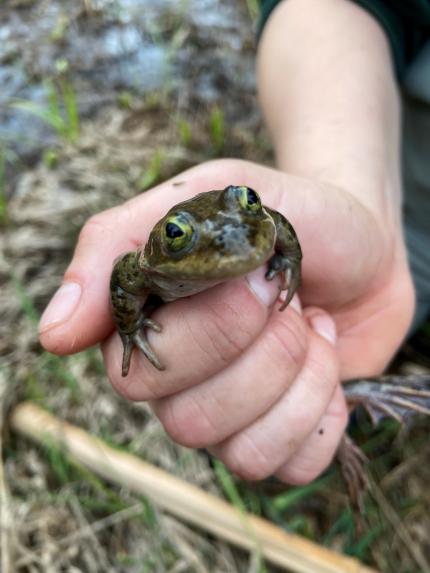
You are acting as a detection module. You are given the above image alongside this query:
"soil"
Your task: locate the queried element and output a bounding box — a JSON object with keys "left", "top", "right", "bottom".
{"left": 1, "top": 1, "right": 429, "bottom": 572}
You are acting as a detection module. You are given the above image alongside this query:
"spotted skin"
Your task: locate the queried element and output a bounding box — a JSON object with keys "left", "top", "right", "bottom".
{"left": 109, "top": 186, "right": 302, "bottom": 376}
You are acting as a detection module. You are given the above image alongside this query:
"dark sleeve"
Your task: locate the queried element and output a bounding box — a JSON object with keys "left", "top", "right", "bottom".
{"left": 258, "top": 0, "right": 430, "bottom": 79}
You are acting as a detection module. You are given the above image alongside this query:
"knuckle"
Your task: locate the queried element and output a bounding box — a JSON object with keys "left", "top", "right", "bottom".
{"left": 209, "top": 304, "right": 248, "bottom": 359}
{"left": 104, "top": 344, "right": 161, "bottom": 402}
{"left": 78, "top": 214, "right": 110, "bottom": 246}
{"left": 193, "top": 300, "right": 253, "bottom": 365}
{"left": 279, "top": 460, "right": 327, "bottom": 486}
{"left": 264, "top": 312, "right": 307, "bottom": 372}
{"left": 309, "top": 355, "right": 338, "bottom": 396}
{"left": 224, "top": 434, "right": 275, "bottom": 481}
{"left": 107, "top": 369, "right": 158, "bottom": 402}
{"left": 160, "top": 396, "right": 217, "bottom": 448}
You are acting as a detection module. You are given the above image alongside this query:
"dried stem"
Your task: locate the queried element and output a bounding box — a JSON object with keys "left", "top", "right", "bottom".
{"left": 0, "top": 372, "right": 13, "bottom": 573}
{"left": 11, "top": 401, "right": 377, "bottom": 573}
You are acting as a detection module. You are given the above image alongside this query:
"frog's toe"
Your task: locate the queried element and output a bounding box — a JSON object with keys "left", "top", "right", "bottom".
{"left": 279, "top": 263, "right": 301, "bottom": 311}
{"left": 141, "top": 317, "right": 162, "bottom": 332}
{"left": 120, "top": 334, "right": 135, "bottom": 377}
{"left": 119, "top": 322, "right": 164, "bottom": 376}
{"left": 133, "top": 330, "right": 165, "bottom": 371}
{"left": 265, "top": 255, "right": 301, "bottom": 311}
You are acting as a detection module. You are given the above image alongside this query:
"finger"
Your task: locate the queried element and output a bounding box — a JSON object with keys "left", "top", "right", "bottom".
{"left": 209, "top": 312, "right": 339, "bottom": 481}
{"left": 274, "top": 384, "right": 348, "bottom": 485}
{"left": 104, "top": 266, "right": 282, "bottom": 401}
{"left": 38, "top": 159, "right": 294, "bottom": 355}
{"left": 152, "top": 295, "right": 306, "bottom": 447}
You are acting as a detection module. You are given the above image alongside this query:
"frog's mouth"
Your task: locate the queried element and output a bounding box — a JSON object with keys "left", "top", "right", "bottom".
{"left": 153, "top": 243, "right": 275, "bottom": 281}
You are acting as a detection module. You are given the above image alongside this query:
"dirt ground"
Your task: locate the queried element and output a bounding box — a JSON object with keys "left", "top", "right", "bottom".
{"left": 1, "top": 1, "right": 430, "bottom": 572}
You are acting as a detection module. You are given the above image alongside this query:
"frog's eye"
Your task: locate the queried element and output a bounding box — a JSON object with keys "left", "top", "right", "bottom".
{"left": 228, "top": 185, "right": 262, "bottom": 212}
{"left": 163, "top": 214, "right": 194, "bottom": 252}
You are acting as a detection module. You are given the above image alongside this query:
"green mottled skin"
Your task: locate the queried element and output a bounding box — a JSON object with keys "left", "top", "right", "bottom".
{"left": 110, "top": 186, "right": 302, "bottom": 376}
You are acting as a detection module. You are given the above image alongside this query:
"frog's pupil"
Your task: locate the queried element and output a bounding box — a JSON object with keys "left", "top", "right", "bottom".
{"left": 166, "top": 222, "right": 184, "bottom": 239}
{"left": 247, "top": 188, "right": 259, "bottom": 205}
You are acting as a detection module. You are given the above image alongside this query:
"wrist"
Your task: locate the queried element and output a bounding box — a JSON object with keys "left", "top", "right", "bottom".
{"left": 257, "top": 0, "right": 403, "bottom": 236}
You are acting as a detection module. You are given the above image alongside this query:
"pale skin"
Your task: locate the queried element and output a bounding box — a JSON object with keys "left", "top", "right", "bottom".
{"left": 39, "top": 0, "right": 415, "bottom": 485}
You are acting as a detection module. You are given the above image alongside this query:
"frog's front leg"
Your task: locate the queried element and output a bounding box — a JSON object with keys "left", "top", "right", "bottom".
{"left": 110, "top": 252, "right": 164, "bottom": 376}
{"left": 264, "top": 208, "right": 303, "bottom": 310}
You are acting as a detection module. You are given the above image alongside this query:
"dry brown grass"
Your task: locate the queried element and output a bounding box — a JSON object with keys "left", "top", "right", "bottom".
{"left": 1, "top": 1, "right": 429, "bottom": 571}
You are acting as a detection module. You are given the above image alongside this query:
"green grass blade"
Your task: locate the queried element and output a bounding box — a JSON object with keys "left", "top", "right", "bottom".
{"left": 10, "top": 100, "right": 66, "bottom": 135}
{"left": 60, "top": 78, "right": 80, "bottom": 142}
{"left": 272, "top": 474, "right": 331, "bottom": 512}
{"left": 214, "top": 461, "right": 268, "bottom": 573}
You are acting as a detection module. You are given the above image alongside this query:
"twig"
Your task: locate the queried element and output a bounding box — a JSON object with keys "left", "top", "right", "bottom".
{"left": 59, "top": 503, "right": 144, "bottom": 547}
{"left": 0, "top": 371, "right": 13, "bottom": 573}
{"left": 14, "top": 503, "right": 146, "bottom": 569}
{"left": 68, "top": 496, "right": 115, "bottom": 573}
{"left": 368, "top": 476, "right": 430, "bottom": 573}
{"left": 163, "top": 516, "right": 210, "bottom": 573}
{"left": 10, "top": 401, "right": 377, "bottom": 573}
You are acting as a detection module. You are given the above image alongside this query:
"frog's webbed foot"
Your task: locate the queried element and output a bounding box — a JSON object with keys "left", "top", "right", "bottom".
{"left": 338, "top": 374, "right": 430, "bottom": 511}
{"left": 120, "top": 318, "right": 164, "bottom": 377}
{"left": 336, "top": 434, "right": 369, "bottom": 513}
{"left": 265, "top": 255, "right": 301, "bottom": 311}
{"left": 343, "top": 374, "right": 430, "bottom": 425}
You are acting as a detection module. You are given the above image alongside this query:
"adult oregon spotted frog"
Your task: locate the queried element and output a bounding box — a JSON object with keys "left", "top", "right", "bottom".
{"left": 110, "top": 185, "right": 430, "bottom": 507}
{"left": 110, "top": 185, "right": 302, "bottom": 377}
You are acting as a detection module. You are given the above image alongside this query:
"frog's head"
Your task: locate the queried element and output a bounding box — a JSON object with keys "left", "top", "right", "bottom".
{"left": 142, "top": 186, "right": 276, "bottom": 280}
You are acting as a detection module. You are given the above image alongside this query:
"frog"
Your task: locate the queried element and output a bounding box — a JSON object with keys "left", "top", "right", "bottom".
{"left": 110, "top": 184, "right": 302, "bottom": 377}
{"left": 110, "top": 184, "right": 430, "bottom": 509}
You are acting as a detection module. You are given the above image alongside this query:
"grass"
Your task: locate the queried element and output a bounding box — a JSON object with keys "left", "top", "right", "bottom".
{"left": 214, "top": 460, "right": 268, "bottom": 573}
{"left": 245, "top": 0, "right": 260, "bottom": 23}
{"left": 271, "top": 474, "right": 332, "bottom": 512}
{"left": 50, "top": 14, "right": 69, "bottom": 43}
{"left": 138, "top": 149, "right": 165, "bottom": 191}
{"left": 42, "top": 148, "right": 59, "bottom": 169}
{"left": 28, "top": 436, "right": 180, "bottom": 571}
{"left": 209, "top": 106, "right": 225, "bottom": 155}
{"left": 11, "top": 272, "right": 82, "bottom": 397}
{"left": 177, "top": 117, "right": 192, "bottom": 147}
{"left": 3, "top": 2, "right": 430, "bottom": 567}
{"left": 11, "top": 74, "right": 80, "bottom": 144}
{"left": 0, "top": 146, "right": 7, "bottom": 225}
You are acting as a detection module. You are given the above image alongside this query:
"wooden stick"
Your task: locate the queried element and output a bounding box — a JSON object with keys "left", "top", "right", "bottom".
{"left": 0, "top": 376, "right": 14, "bottom": 573}
{"left": 10, "top": 402, "right": 377, "bottom": 573}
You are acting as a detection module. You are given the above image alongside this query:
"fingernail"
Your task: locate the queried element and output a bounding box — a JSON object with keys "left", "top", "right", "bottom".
{"left": 39, "top": 282, "right": 82, "bottom": 333}
{"left": 289, "top": 294, "right": 302, "bottom": 314}
{"left": 246, "top": 267, "right": 279, "bottom": 307}
{"left": 309, "top": 313, "right": 337, "bottom": 346}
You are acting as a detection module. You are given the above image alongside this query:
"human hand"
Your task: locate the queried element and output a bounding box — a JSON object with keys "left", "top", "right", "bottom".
{"left": 39, "top": 158, "right": 414, "bottom": 484}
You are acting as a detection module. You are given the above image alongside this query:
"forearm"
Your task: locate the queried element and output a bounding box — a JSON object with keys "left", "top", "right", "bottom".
{"left": 257, "top": 0, "right": 402, "bottom": 226}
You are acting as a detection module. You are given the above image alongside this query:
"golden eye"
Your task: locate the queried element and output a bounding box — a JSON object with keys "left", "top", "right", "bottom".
{"left": 163, "top": 214, "right": 194, "bottom": 252}
{"left": 235, "top": 186, "right": 262, "bottom": 212}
